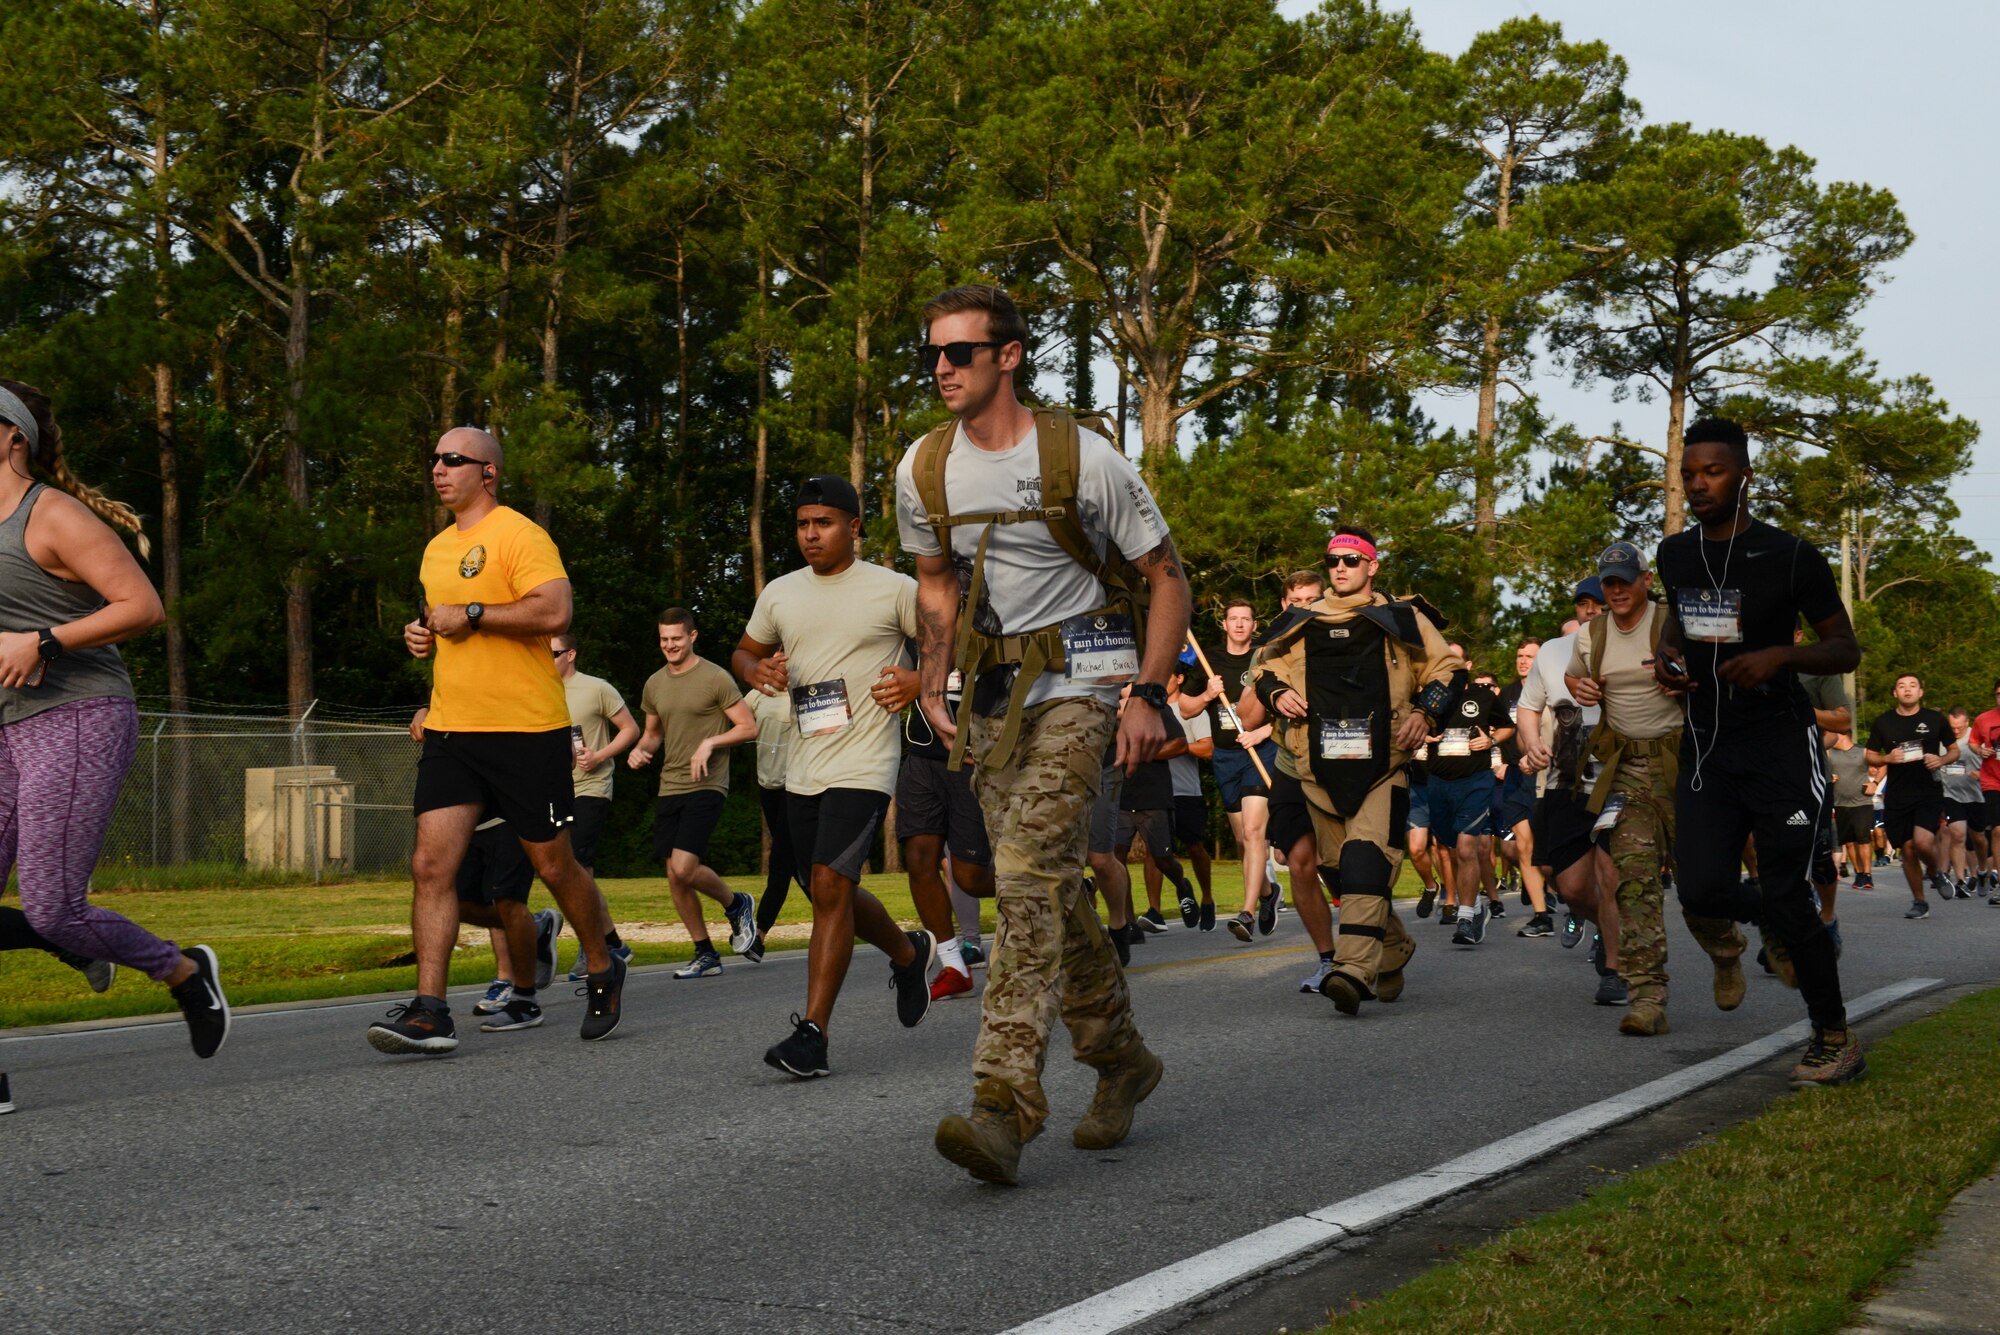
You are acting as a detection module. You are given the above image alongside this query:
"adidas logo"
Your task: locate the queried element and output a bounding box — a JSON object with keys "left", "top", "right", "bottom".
{"left": 1786, "top": 810, "right": 1810, "bottom": 826}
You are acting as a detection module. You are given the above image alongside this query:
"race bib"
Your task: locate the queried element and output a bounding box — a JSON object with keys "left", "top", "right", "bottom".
{"left": 1060, "top": 613, "right": 1139, "bottom": 684}
{"left": 1218, "top": 705, "right": 1239, "bottom": 732}
{"left": 1677, "top": 588, "right": 1744, "bottom": 643}
{"left": 1894, "top": 743, "right": 1925, "bottom": 764}
{"left": 791, "top": 680, "right": 851, "bottom": 737}
{"left": 1944, "top": 762, "right": 1968, "bottom": 777}
{"left": 1316, "top": 718, "right": 1372, "bottom": 761}
{"left": 1592, "top": 794, "right": 1627, "bottom": 835}
{"left": 1491, "top": 751, "right": 1506, "bottom": 774}
{"left": 1438, "top": 729, "right": 1474, "bottom": 757}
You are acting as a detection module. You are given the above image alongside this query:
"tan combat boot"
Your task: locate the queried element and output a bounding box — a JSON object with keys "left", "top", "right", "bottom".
{"left": 1375, "top": 967, "right": 1407, "bottom": 1003}
{"left": 1073, "top": 1046, "right": 1164, "bottom": 1150}
{"left": 1619, "top": 986, "right": 1670, "bottom": 1036}
{"left": 1713, "top": 954, "right": 1746, "bottom": 1011}
{"left": 1319, "top": 971, "right": 1365, "bottom": 1015}
{"left": 1758, "top": 925, "right": 1799, "bottom": 989}
{"left": 935, "top": 1078, "right": 1025, "bottom": 1185}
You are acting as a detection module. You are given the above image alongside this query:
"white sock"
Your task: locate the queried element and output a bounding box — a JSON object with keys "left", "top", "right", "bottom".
{"left": 937, "top": 935, "right": 968, "bottom": 977}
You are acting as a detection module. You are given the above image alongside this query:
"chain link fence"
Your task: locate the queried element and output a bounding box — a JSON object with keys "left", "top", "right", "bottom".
{"left": 99, "top": 702, "right": 421, "bottom": 883}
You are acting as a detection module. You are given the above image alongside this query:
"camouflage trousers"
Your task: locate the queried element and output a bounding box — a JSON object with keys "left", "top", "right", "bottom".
{"left": 968, "top": 696, "right": 1141, "bottom": 1141}
{"left": 1608, "top": 754, "right": 1742, "bottom": 1004}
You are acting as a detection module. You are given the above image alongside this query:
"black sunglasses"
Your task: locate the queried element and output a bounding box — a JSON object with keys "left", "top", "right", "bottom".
{"left": 1327, "top": 553, "right": 1369, "bottom": 569}
{"left": 918, "top": 340, "right": 1008, "bottom": 374}
{"left": 430, "top": 451, "right": 486, "bottom": 470}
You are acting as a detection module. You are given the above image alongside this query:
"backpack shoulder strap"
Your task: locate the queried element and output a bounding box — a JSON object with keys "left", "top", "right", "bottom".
{"left": 910, "top": 419, "right": 957, "bottom": 531}
{"left": 1588, "top": 610, "right": 1608, "bottom": 675}
{"left": 1649, "top": 600, "right": 1665, "bottom": 652}
{"left": 1032, "top": 408, "right": 1106, "bottom": 578}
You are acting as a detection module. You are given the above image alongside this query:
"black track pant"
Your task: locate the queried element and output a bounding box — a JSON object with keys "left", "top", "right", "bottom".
{"left": 755, "top": 784, "right": 804, "bottom": 934}
{"left": 1673, "top": 724, "right": 1847, "bottom": 1031}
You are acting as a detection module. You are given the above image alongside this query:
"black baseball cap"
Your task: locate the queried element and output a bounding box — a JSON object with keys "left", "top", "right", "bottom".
{"left": 795, "top": 474, "right": 860, "bottom": 516}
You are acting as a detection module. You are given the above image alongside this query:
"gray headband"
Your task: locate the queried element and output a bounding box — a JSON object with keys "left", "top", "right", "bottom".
{"left": 0, "top": 386, "right": 36, "bottom": 451}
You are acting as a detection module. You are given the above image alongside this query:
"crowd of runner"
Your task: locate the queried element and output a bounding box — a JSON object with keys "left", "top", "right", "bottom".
{"left": 1, "top": 286, "right": 1978, "bottom": 1157}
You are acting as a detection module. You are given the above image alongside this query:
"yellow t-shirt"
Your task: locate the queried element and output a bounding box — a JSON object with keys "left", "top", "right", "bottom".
{"left": 421, "top": 506, "right": 570, "bottom": 732}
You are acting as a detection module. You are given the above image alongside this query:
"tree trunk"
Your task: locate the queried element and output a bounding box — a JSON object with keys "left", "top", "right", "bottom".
{"left": 1069, "top": 301, "right": 1095, "bottom": 409}
{"left": 1662, "top": 273, "right": 1694, "bottom": 534}
{"left": 283, "top": 245, "right": 314, "bottom": 717}
{"left": 489, "top": 205, "right": 513, "bottom": 428}
{"left": 850, "top": 98, "right": 874, "bottom": 498}
{"left": 750, "top": 256, "right": 770, "bottom": 596}
{"left": 1138, "top": 371, "right": 1177, "bottom": 474}
{"left": 1473, "top": 310, "right": 1502, "bottom": 633}
{"left": 673, "top": 252, "right": 689, "bottom": 600}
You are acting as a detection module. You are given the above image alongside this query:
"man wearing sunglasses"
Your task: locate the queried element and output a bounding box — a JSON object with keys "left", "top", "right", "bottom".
{"left": 372, "top": 427, "right": 629, "bottom": 1054}
{"left": 896, "top": 284, "right": 1188, "bottom": 1186}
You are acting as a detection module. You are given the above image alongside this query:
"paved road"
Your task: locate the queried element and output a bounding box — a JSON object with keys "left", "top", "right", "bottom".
{"left": 4, "top": 878, "right": 1995, "bottom": 1334}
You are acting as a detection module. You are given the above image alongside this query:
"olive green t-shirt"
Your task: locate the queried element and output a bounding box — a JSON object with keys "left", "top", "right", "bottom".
{"left": 563, "top": 671, "right": 626, "bottom": 801}
{"left": 640, "top": 657, "right": 743, "bottom": 796}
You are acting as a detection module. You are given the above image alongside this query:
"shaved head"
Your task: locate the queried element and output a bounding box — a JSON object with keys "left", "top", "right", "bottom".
{"left": 440, "top": 426, "right": 502, "bottom": 469}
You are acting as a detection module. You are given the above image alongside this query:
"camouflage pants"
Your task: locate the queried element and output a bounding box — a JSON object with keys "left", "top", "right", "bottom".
{"left": 1609, "top": 754, "right": 1742, "bottom": 1004}
{"left": 968, "top": 696, "right": 1141, "bottom": 1141}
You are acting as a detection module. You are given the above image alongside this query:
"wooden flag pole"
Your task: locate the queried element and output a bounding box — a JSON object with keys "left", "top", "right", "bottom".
{"left": 1186, "top": 634, "right": 1274, "bottom": 787}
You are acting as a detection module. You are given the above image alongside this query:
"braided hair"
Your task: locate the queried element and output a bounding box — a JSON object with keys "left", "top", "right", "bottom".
{"left": 0, "top": 378, "right": 150, "bottom": 559}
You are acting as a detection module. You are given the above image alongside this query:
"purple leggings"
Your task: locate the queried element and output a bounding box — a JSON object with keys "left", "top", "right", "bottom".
{"left": 0, "top": 696, "right": 182, "bottom": 982}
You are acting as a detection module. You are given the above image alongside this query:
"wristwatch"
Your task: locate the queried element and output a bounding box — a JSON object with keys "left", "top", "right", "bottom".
{"left": 465, "top": 602, "right": 484, "bottom": 631}
{"left": 1129, "top": 681, "right": 1169, "bottom": 713}
{"left": 37, "top": 628, "right": 63, "bottom": 662}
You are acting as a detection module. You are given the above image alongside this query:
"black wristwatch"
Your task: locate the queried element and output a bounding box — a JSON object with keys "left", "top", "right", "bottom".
{"left": 37, "top": 628, "right": 64, "bottom": 662}
{"left": 465, "top": 602, "right": 484, "bottom": 631}
{"left": 1129, "top": 681, "right": 1169, "bottom": 713}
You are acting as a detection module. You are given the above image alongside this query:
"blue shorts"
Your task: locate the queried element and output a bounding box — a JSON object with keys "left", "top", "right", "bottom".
{"left": 1407, "top": 781, "right": 1432, "bottom": 832}
{"left": 1212, "top": 741, "right": 1278, "bottom": 812}
{"left": 1496, "top": 768, "right": 1536, "bottom": 831}
{"left": 1428, "top": 772, "right": 1495, "bottom": 843}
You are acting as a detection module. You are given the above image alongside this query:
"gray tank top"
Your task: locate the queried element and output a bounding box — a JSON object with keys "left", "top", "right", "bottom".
{"left": 0, "top": 483, "right": 135, "bottom": 725}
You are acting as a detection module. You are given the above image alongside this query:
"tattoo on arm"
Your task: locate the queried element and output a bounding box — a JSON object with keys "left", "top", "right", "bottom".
{"left": 1134, "top": 535, "right": 1185, "bottom": 584}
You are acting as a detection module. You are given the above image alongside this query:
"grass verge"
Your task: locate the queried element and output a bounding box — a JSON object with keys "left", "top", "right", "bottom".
{"left": 1320, "top": 987, "right": 2000, "bottom": 1335}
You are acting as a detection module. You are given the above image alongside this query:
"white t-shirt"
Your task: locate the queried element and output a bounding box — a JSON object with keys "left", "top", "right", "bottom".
{"left": 1568, "top": 607, "right": 1681, "bottom": 741}
{"left": 1172, "top": 704, "right": 1212, "bottom": 798}
{"left": 1517, "top": 631, "right": 1596, "bottom": 725}
{"left": 744, "top": 560, "right": 920, "bottom": 797}
{"left": 895, "top": 418, "right": 1170, "bottom": 710}
{"left": 747, "top": 687, "right": 798, "bottom": 791}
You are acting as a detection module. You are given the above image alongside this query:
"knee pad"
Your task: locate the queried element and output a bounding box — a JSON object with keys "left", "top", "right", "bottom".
{"left": 1337, "top": 841, "right": 1393, "bottom": 896}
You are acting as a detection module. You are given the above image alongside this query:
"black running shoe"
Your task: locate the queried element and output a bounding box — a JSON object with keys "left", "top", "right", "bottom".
{"left": 478, "top": 997, "right": 544, "bottom": 1032}
{"left": 1257, "top": 890, "right": 1278, "bottom": 936}
{"left": 1904, "top": 899, "right": 1930, "bottom": 920}
{"left": 1138, "top": 908, "right": 1168, "bottom": 934}
{"left": 1518, "top": 912, "right": 1554, "bottom": 938}
{"left": 1518, "top": 884, "right": 1532, "bottom": 907}
{"left": 744, "top": 933, "right": 767, "bottom": 964}
{"left": 367, "top": 996, "right": 457, "bottom": 1055}
{"left": 1451, "top": 914, "right": 1479, "bottom": 947}
{"left": 1176, "top": 880, "right": 1199, "bottom": 928}
{"left": 1439, "top": 904, "right": 1458, "bottom": 926}
{"left": 765, "top": 1013, "right": 830, "bottom": 1079}
{"left": 1487, "top": 900, "right": 1506, "bottom": 922}
{"left": 1110, "top": 923, "right": 1132, "bottom": 968}
{"left": 56, "top": 949, "right": 116, "bottom": 993}
{"left": 1416, "top": 887, "right": 1438, "bottom": 919}
{"left": 1561, "top": 913, "right": 1583, "bottom": 948}
{"left": 0, "top": 1071, "right": 12, "bottom": 1115}
{"left": 580, "top": 954, "right": 627, "bottom": 1041}
{"left": 890, "top": 930, "right": 936, "bottom": 1028}
{"left": 170, "top": 945, "right": 230, "bottom": 1059}
{"left": 1199, "top": 901, "right": 1216, "bottom": 932}
{"left": 1226, "top": 911, "right": 1254, "bottom": 943}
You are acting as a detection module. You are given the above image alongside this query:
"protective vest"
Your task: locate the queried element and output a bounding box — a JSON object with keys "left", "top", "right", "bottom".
{"left": 907, "top": 407, "right": 1149, "bottom": 771}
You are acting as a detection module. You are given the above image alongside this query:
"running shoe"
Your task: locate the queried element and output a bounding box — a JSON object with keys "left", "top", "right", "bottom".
{"left": 765, "top": 1013, "right": 830, "bottom": 1079}
{"left": 1138, "top": 908, "right": 1169, "bottom": 934}
{"left": 472, "top": 980, "right": 513, "bottom": 1015}
{"left": 579, "top": 954, "right": 627, "bottom": 1041}
{"left": 1904, "top": 899, "right": 1930, "bottom": 920}
{"left": 1825, "top": 919, "right": 1844, "bottom": 957}
{"left": 1110, "top": 922, "right": 1132, "bottom": 967}
{"left": 170, "top": 945, "right": 230, "bottom": 1059}
{"left": 890, "top": 930, "right": 936, "bottom": 1028}
{"left": 1560, "top": 913, "right": 1583, "bottom": 948}
{"left": 0, "top": 1072, "right": 12, "bottom": 1115}
{"left": 727, "top": 892, "right": 759, "bottom": 954}
{"left": 674, "top": 952, "right": 722, "bottom": 979}
{"left": 961, "top": 939, "right": 987, "bottom": 968}
{"left": 533, "top": 909, "right": 563, "bottom": 990}
{"left": 1957, "top": 876, "right": 1974, "bottom": 900}
{"left": 368, "top": 997, "right": 457, "bottom": 1055}
{"left": 56, "top": 950, "right": 116, "bottom": 993}
{"left": 1594, "top": 973, "right": 1628, "bottom": 1006}
{"left": 1439, "top": 904, "right": 1458, "bottom": 926}
{"left": 1198, "top": 902, "right": 1216, "bottom": 932}
{"left": 1518, "top": 883, "right": 1532, "bottom": 908}
{"left": 1226, "top": 911, "right": 1254, "bottom": 943}
{"left": 743, "top": 933, "right": 767, "bottom": 964}
{"left": 1176, "top": 880, "right": 1199, "bottom": 928}
{"left": 478, "top": 997, "right": 544, "bottom": 1032}
{"left": 1416, "top": 886, "right": 1438, "bottom": 919}
{"left": 1450, "top": 910, "right": 1480, "bottom": 947}
{"left": 1517, "top": 912, "right": 1554, "bottom": 939}
{"left": 1930, "top": 874, "right": 1952, "bottom": 901}
{"left": 1854, "top": 872, "right": 1874, "bottom": 891}
{"left": 1300, "top": 958, "right": 1335, "bottom": 994}
{"left": 1257, "top": 890, "right": 1278, "bottom": 936}
{"left": 1275, "top": 891, "right": 1290, "bottom": 914}
{"left": 1487, "top": 900, "right": 1506, "bottom": 922}
{"left": 930, "top": 967, "right": 974, "bottom": 1003}
{"left": 1790, "top": 1029, "right": 1865, "bottom": 1087}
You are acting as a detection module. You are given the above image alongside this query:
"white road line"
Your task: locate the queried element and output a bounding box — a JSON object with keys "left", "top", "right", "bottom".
{"left": 999, "top": 976, "right": 1943, "bottom": 1335}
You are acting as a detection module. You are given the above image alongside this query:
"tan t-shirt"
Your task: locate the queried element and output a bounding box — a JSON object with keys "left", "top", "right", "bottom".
{"left": 563, "top": 671, "right": 626, "bottom": 800}
{"left": 1569, "top": 605, "right": 1682, "bottom": 741}
{"left": 748, "top": 686, "right": 798, "bottom": 790}
{"left": 744, "top": 560, "right": 920, "bottom": 797}
{"left": 640, "top": 657, "right": 743, "bottom": 796}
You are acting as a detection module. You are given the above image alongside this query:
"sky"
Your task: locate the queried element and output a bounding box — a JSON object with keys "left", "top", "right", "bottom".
{"left": 1270, "top": 0, "right": 2000, "bottom": 563}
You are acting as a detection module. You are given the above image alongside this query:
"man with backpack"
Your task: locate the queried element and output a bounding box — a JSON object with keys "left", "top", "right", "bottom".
{"left": 895, "top": 284, "right": 1190, "bottom": 1186}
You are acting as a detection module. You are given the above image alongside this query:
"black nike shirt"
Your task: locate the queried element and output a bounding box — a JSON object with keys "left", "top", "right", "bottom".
{"left": 1654, "top": 518, "right": 1844, "bottom": 741}
{"left": 1867, "top": 707, "right": 1950, "bottom": 805}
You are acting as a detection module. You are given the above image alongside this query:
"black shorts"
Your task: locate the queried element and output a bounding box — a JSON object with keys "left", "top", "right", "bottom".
{"left": 654, "top": 790, "right": 727, "bottom": 861}
{"left": 789, "top": 788, "right": 890, "bottom": 884}
{"left": 895, "top": 752, "right": 992, "bottom": 868}
{"left": 1984, "top": 790, "right": 2000, "bottom": 832}
{"left": 1883, "top": 794, "right": 1944, "bottom": 847}
{"left": 455, "top": 822, "right": 533, "bottom": 905}
{"left": 415, "top": 727, "right": 574, "bottom": 843}
{"left": 1944, "top": 797, "right": 1987, "bottom": 832}
{"left": 1811, "top": 813, "right": 1837, "bottom": 887}
{"left": 1835, "top": 804, "right": 1875, "bottom": 846}
{"left": 1266, "top": 772, "right": 1317, "bottom": 862}
{"left": 1173, "top": 795, "right": 1210, "bottom": 850}
{"left": 1536, "top": 787, "right": 1604, "bottom": 877}
{"left": 570, "top": 795, "right": 612, "bottom": 868}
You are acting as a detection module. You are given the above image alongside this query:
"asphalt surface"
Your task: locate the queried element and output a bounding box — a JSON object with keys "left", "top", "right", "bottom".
{"left": 4, "top": 872, "right": 1996, "bottom": 1335}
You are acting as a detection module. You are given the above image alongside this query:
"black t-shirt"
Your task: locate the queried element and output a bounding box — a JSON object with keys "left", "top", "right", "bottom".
{"left": 1206, "top": 644, "right": 1258, "bottom": 744}
{"left": 1867, "top": 707, "right": 1950, "bottom": 805}
{"left": 1120, "top": 708, "right": 1185, "bottom": 812}
{"left": 1428, "top": 679, "right": 1502, "bottom": 781}
{"left": 1654, "top": 519, "right": 1844, "bottom": 742}
{"left": 1496, "top": 683, "right": 1524, "bottom": 766}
